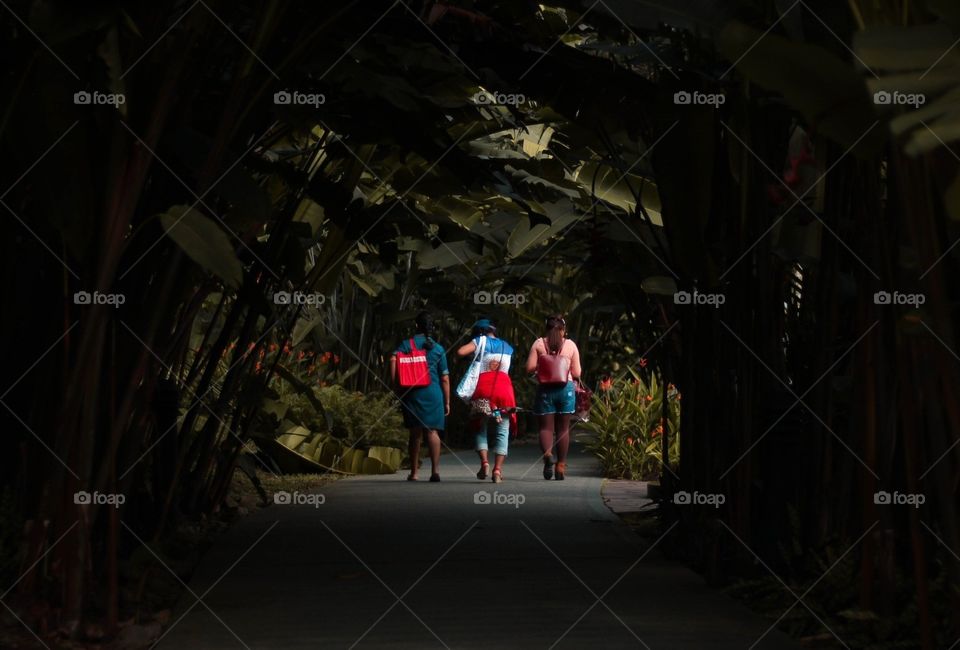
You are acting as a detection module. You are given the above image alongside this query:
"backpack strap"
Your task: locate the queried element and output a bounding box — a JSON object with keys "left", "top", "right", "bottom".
{"left": 543, "top": 337, "right": 566, "bottom": 356}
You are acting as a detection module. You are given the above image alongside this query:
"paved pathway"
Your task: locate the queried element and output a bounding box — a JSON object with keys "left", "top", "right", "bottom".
{"left": 158, "top": 439, "right": 799, "bottom": 649}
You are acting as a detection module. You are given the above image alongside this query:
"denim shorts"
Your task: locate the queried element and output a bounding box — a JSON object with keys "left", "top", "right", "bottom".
{"left": 534, "top": 381, "right": 576, "bottom": 415}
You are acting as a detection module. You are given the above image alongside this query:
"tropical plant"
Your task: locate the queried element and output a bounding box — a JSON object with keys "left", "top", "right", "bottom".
{"left": 582, "top": 369, "right": 680, "bottom": 479}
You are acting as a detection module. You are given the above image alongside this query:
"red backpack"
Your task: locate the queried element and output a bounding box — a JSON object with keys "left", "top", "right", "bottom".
{"left": 397, "top": 338, "right": 431, "bottom": 387}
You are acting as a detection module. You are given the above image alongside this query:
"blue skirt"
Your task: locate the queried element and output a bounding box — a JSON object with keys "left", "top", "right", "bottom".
{"left": 400, "top": 382, "right": 446, "bottom": 431}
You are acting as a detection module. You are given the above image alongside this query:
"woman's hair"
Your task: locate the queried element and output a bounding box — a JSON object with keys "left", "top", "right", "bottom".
{"left": 415, "top": 311, "right": 436, "bottom": 350}
{"left": 544, "top": 314, "right": 566, "bottom": 353}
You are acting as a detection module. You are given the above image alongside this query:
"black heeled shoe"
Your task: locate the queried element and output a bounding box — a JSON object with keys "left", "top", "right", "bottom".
{"left": 543, "top": 457, "right": 554, "bottom": 480}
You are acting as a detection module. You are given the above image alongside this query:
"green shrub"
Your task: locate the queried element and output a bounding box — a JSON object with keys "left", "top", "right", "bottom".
{"left": 284, "top": 386, "right": 407, "bottom": 449}
{"left": 581, "top": 369, "right": 680, "bottom": 479}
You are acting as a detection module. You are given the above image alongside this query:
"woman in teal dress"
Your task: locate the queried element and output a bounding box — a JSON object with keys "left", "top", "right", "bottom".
{"left": 389, "top": 311, "right": 450, "bottom": 481}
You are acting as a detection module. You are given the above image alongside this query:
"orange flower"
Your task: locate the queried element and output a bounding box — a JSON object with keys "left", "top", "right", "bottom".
{"left": 321, "top": 351, "right": 332, "bottom": 363}
{"left": 626, "top": 437, "right": 634, "bottom": 446}
{"left": 269, "top": 343, "right": 278, "bottom": 352}
{"left": 298, "top": 351, "right": 305, "bottom": 360}
{"left": 645, "top": 395, "right": 653, "bottom": 402}
{"left": 254, "top": 361, "right": 263, "bottom": 374}
{"left": 283, "top": 345, "right": 291, "bottom": 355}
{"left": 599, "top": 376, "right": 613, "bottom": 392}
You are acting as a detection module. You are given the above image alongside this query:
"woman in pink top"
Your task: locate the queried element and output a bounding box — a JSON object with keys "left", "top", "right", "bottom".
{"left": 525, "top": 315, "right": 581, "bottom": 480}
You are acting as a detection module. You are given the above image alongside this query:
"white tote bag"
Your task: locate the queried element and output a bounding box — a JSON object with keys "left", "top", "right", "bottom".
{"left": 456, "top": 335, "right": 486, "bottom": 402}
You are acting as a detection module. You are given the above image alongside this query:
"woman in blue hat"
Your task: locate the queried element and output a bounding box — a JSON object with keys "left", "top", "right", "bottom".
{"left": 457, "top": 319, "right": 516, "bottom": 483}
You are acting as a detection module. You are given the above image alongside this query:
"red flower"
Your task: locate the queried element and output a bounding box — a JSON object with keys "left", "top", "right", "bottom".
{"left": 298, "top": 351, "right": 305, "bottom": 360}
{"left": 639, "top": 357, "right": 648, "bottom": 368}
{"left": 626, "top": 437, "right": 634, "bottom": 446}
{"left": 333, "top": 355, "right": 340, "bottom": 364}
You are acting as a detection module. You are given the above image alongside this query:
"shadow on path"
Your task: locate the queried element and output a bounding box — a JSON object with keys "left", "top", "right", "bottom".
{"left": 158, "top": 440, "right": 799, "bottom": 649}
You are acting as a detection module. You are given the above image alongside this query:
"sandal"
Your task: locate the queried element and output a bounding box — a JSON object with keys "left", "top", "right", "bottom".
{"left": 555, "top": 462, "right": 566, "bottom": 481}
{"left": 429, "top": 474, "right": 441, "bottom": 482}
{"left": 492, "top": 468, "right": 503, "bottom": 484}
{"left": 477, "top": 461, "right": 490, "bottom": 480}
{"left": 543, "top": 457, "right": 554, "bottom": 480}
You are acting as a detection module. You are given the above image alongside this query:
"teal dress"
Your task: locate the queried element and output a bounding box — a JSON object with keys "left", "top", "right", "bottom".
{"left": 395, "top": 334, "right": 449, "bottom": 431}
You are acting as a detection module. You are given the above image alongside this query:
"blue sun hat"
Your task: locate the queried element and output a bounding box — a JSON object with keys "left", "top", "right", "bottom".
{"left": 472, "top": 318, "right": 493, "bottom": 331}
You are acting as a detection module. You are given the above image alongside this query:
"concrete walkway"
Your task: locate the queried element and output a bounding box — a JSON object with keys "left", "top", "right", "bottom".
{"left": 158, "top": 439, "right": 799, "bottom": 649}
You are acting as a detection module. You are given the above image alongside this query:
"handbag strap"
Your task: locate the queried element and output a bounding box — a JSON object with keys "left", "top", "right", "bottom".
{"left": 408, "top": 337, "right": 417, "bottom": 352}
{"left": 473, "top": 335, "right": 486, "bottom": 363}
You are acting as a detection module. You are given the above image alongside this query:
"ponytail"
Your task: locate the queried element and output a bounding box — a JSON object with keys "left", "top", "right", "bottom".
{"left": 544, "top": 314, "right": 566, "bottom": 353}
{"left": 415, "top": 310, "right": 436, "bottom": 350}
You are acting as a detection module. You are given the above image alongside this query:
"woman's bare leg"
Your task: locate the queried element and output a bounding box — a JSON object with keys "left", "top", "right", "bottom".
{"left": 408, "top": 427, "right": 423, "bottom": 479}
{"left": 538, "top": 413, "right": 556, "bottom": 461}
{"left": 555, "top": 414, "right": 572, "bottom": 462}
{"left": 425, "top": 429, "right": 442, "bottom": 476}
